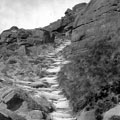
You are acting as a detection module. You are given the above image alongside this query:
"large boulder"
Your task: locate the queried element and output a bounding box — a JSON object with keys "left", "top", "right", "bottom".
{"left": 29, "top": 28, "right": 54, "bottom": 44}
{"left": 0, "top": 87, "right": 54, "bottom": 120}
{"left": 77, "top": 110, "right": 96, "bottom": 120}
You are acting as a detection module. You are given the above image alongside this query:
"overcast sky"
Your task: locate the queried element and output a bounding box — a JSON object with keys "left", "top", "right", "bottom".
{"left": 0, "top": 0, "right": 90, "bottom": 33}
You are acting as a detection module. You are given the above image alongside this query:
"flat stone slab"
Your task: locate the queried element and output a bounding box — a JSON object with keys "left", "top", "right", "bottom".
{"left": 62, "top": 61, "right": 71, "bottom": 65}
{"left": 51, "top": 84, "right": 59, "bottom": 89}
{"left": 53, "top": 99, "right": 68, "bottom": 104}
{"left": 29, "top": 81, "right": 49, "bottom": 88}
{"left": 51, "top": 111, "right": 71, "bottom": 118}
{"left": 58, "top": 98, "right": 67, "bottom": 101}
{"left": 40, "top": 76, "right": 57, "bottom": 82}
{"left": 54, "top": 101, "right": 69, "bottom": 109}
{"left": 46, "top": 66, "right": 61, "bottom": 73}
{"left": 39, "top": 92, "right": 62, "bottom": 100}
{"left": 51, "top": 117, "right": 75, "bottom": 120}
{"left": 38, "top": 88, "right": 52, "bottom": 92}
{"left": 53, "top": 61, "right": 61, "bottom": 65}
{"left": 51, "top": 90, "right": 62, "bottom": 95}
{"left": 52, "top": 59, "right": 63, "bottom": 62}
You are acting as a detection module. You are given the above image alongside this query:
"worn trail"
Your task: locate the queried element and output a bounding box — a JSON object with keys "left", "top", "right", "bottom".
{"left": 38, "top": 40, "right": 75, "bottom": 120}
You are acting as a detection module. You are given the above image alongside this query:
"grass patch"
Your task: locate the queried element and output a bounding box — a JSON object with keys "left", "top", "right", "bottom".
{"left": 58, "top": 35, "right": 120, "bottom": 119}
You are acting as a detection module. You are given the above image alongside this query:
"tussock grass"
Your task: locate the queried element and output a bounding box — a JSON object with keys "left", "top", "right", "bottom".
{"left": 58, "top": 35, "right": 120, "bottom": 119}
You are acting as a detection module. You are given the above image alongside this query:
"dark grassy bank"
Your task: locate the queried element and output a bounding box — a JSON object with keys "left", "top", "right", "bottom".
{"left": 58, "top": 33, "right": 120, "bottom": 119}
{"left": 57, "top": 0, "right": 120, "bottom": 119}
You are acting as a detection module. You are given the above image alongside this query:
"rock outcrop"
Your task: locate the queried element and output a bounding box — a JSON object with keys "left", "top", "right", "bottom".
{"left": 0, "top": 26, "right": 55, "bottom": 58}
{"left": 0, "top": 26, "right": 54, "bottom": 46}
{"left": 44, "top": 3, "right": 87, "bottom": 38}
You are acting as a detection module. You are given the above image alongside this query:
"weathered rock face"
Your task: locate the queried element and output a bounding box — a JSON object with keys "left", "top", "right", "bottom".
{"left": 72, "top": 0, "right": 120, "bottom": 43}
{"left": 44, "top": 5, "right": 85, "bottom": 33}
{"left": 0, "top": 27, "right": 54, "bottom": 46}
{"left": 44, "top": 15, "right": 73, "bottom": 33}
{"left": 44, "top": 3, "right": 87, "bottom": 41}
{"left": 44, "top": 20, "right": 62, "bottom": 32}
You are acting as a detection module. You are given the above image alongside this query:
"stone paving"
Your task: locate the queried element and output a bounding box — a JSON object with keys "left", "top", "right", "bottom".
{"left": 38, "top": 40, "right": 76, "bottom": 120}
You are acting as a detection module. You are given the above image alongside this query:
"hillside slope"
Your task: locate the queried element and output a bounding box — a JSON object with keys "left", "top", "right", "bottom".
{"left": 0, "top": 0, "right": 120, "bottom": 120}
{"left": 58, "top": 0, "right": 120, "bottom": 120}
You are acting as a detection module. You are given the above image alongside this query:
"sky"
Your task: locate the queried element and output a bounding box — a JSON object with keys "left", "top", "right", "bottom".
{"left": 0, "top": 0, "right": 90, "bottom": 33}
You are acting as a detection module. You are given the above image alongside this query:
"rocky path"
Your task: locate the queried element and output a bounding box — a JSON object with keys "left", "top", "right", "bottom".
{"left": 38, "top": 40, "right": 75, "bottom": 120}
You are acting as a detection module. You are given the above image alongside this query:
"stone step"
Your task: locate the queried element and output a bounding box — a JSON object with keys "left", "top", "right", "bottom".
{"left": 46, "top": 66, "right": 61, "bottom": 73}
{"left": 62, "top": 60, "right": 71, "bottom": 65}
{"left": 40, "top": 76, "right": 57, "bottom": 83}
{"left": 51, "top": 84, "right": 59, "bottom": 89}
{"left": 46, "top": 75, "right": 57, "bottom": 78}
{"left": 38, "top": 88, "right": 52, "bottom": 92}
{"left": 56, "top": 107, "right": 71, "bottom": 112}
{"left": 53, "top": 62, "right": 61, "bottom": 65}
{"left": 51, "top": 112, "right": 71, "bottom": 118}
{"left": 51, "top": 90, "right": 62, "bottom": 95}
{"left": 48, "top": 66, "right": 59, "bottom": 69}
{"left": 58, "top": 98, "right": 67, "bottom": 101}
{"left": 55, "top": 109, "right": 72, "bottom": 114}
{"left": 32, "top": 41, "right": 72, "bottom": 120}
{"left": 39, "top": 92, "right": 63, "bottom": 101}
{"left": 29, "top": 81, "right": 49, "bottom": 88}
{"left": 51, "top": 117, "right": 75, "bottom": 120}
{"left": 53, "top": 101, "right": 69, "bottom": 109}
{"left": 53, "top": 99, "right": 69, "bottom": 104}
{"left": 53, "top": 59, "right": 63, "bottom": 62}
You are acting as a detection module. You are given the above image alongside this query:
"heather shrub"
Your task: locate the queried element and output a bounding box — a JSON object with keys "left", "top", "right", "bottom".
{"left": 58, "top": 36, "right": 120, "bottom": 116}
